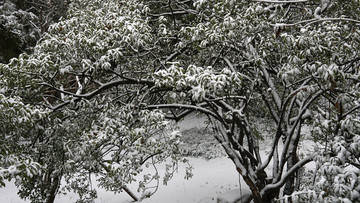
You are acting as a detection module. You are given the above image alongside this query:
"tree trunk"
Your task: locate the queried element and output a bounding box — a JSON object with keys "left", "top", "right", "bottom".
{"left": 283, "top": 150, "right": 300, "bottom": 202}
{"left": 46, "top": 174, "right": 61, "bottom": 203}
{"left": 251, "top": 190, "right": 279, "bottom": 203}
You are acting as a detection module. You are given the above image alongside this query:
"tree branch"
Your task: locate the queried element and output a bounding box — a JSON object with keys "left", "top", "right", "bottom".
{"left": 260, "top": 154, "right": 315, "bottom": 196}
{"left": 253, "top": 0, "right": 308, "bottom": 3}
{"left": 148, "top": 9, "right": 197, "bottom": 17}
{"left": 341, "top": 104, "right": 360, "bottom": 119}
{"left": 272, "top": 18, "right": 360, "bottom": 28}
{"left": 147, "top": 104, "right": 218, "bottom": 118}
{"left": 99, "top": 162, "right": 139, "bottom": 201}
{"left": 41, "top": 78, "right": 154, "bottom": 100}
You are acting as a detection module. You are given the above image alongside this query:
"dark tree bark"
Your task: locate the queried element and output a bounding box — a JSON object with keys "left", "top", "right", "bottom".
{"left": 46, "top": 174, "right": 61, "bottom": 203}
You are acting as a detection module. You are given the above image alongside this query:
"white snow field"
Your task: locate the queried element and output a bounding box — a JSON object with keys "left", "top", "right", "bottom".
{"left": 0, "top": 157, "right": 246, "bottom": 203}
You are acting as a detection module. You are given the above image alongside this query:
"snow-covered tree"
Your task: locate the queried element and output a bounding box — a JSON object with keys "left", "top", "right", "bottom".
{"left": 148, "top": 0, "right": 360, "bottom": 202}
{"left": 1, "top": 1, "right": 189, "bottom": 202}
{"left": 0, "top": 94, "right": 46, "bottom": 187}
{"left": 0, "top": 0, "right": 68, "bottom": 63}
{"left": 1, "top": 0, "right": 360, "bottom": 202}
{"left": 0, "top": 1, "right": 39, "bottom": 63}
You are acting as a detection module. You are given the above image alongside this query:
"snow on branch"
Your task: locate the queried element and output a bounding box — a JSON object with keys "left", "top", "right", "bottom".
{"left": 252, "top": 0, "right": 308, "bottom": 3}
{"left": 41, "top": 78, "right": 155, "bottom": 111}
{"left": 341, "top": 104, "right": 360, "bottom": 119}
{"left": 272, "top": 18, "right": 360, "bottom": 28}
{"left": 51, "top": 101, "right": 71, "bottom": 111}
{"left": 207, "top": 95, "right": 247, "bottom": 102}
{"left": 81, "top": 78, "right": 154, "bottom": 99}
{"left": 41, "top": 78, "right": 154, "bottom": 100}
{"left": 260, "top": 154, "right": 315, "bottom": 196}
{"left": 147, "top": 104, "right": 218, "bottom": 118}
{"left": 99, "top": 162, "right": 139, "bottom": 201}
{"left": 261, "top": 66, "right": 282, "bottom": 110}
{"left": 148, "top": 9, "right": 197, "bottom": 17}
{"left": 165, "top": 47, "right": 188, "bottom": 62}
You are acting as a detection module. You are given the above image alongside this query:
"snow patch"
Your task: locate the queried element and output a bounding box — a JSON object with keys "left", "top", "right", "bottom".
{"left": 217, "top": 188, "right": 252, "bottom": 203}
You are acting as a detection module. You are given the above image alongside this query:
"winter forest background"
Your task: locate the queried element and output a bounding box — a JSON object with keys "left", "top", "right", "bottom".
{"left": 1, "top": 0, "right": 360, "bottom": 202}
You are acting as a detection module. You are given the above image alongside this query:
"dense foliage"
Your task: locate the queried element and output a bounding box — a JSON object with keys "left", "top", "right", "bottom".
{"left": 1, "top": 1, "right": 189, "bottom": 202}
{"left": 1, "top": 0, "right": 360, "bottom": 202}
{"left": 0, "top": 0, "right": 68, "bottom": 63}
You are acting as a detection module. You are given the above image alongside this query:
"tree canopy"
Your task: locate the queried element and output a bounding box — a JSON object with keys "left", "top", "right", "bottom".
{"left": 1, "top": 0, "right": 360, "bottom": 202}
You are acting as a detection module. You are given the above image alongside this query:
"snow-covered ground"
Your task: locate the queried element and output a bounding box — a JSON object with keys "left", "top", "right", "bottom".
{"left": 0, "top": 157, "right": 245, "bottom": 203}
{"left": 0, "top": 114, "right": 316, "bottom": 203}
{"left": 0, "top": 113, "right": 245, "bottom": 203}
